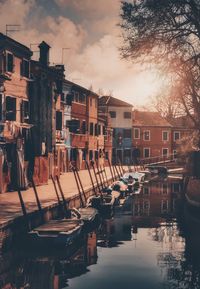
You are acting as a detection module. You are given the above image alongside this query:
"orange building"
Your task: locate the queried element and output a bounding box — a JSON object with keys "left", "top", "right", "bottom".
{"left": 0, "top": 33, "right": 33, "bottom": 192}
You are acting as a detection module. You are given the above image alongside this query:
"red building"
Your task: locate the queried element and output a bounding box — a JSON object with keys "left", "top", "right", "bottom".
{"left": 132, "top": 110, "right": 172, "bottom": 162}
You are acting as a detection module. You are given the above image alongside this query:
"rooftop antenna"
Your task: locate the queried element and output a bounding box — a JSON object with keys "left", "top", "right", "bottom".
{"left": 6, "top": 24, "right": 21, "bottom": 36}
{"left": 61, "top": 47, "right": 70, "bottom": 64}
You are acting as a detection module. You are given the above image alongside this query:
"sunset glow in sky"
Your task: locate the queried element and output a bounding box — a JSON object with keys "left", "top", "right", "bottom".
{"left": 0, "top": 0, "right": 164, "bottom": 107}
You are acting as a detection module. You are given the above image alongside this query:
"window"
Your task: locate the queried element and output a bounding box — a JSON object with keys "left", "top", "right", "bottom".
{"left": 143, "top": 130, "right": 150, "bottom": 141}
{"left": 109, "top": 111, "right": 116, "bottom": 118}
{"left": 103, "top": 126, "right": 106, "bottom": 135}
{"left": 20, "top": 59, "right": 30, "bottom": 78}
{"left": 56, "top": 111, "right": 62, "bottom": 130}
{"left": 6, "top": 52, "right": 14, "bottom": 72}
{"left": 162, "top": 131, "right": 169, "bottom": 141}
{"left": 162, "top": 148, "right": 168, "bottom": 156}
{"left": 75, "top": 92, "right": 79, "bottom": 103}
{"left": 174, "top": 131, "right": 180, "bottom": 141}
{"left": 20, "top": 100, "right": 29, "bottom": 123}
{"left": 144, "top": 148, "right": 150, "bottom": 158}
{"left": 134, "top": 128, "right": 140, "bottom": 139}
{"left": 68, "top": 119, "right": 80, "bottom": 133}
{"left": 82, "top": 149, "right": 87, "bottom": 160}
{"left": 173, "top": 150, "right": 177, "bottom": 160}
{"left": 161, "top": 200, "right": 168, "bottom": 213}
{"left": 90, "top": 122, "right": 94, "bottom": 135}
{"left": 98, "top": 124, "right": 101, "bottom": 135}
{"left": 95, "top": 150, "right": 98, "bottom": 160}
{"left": 0, "top": 94, "right": 2, "bottom": 120}
{"left": 113, "top": 128, "right": 116, "bottom": 137}
{"left": 94, "top": 123, "right": 98, "bottom": 136}
{"left": 124, "top": 149, "right": 131, "bottom": 158}
{"left": 89, "top": 150, "right": 93, "bottom": 160}
{"left": 82, "top": 120, "right": 86, "bottom": 134}
{"left": 172, "top": 183, "right": 180, "bottom": 193}
{"left": 6, "top": 96, "right": 16, "bottom": 121}
{"left": 124, "top": 111, "right": 131, "bottom": 119}
{"left": 123, "top": 129, "right": 131, "bottom": 138}
{"left": 105, "top": 151, "right": 109, "bottom": 159}
{"left": 143, "top": 187, "right": 150, "bottom": 195}
{"left": 162, "top": 183, "right": 168, "bottom": 194}
{"left": 66, "top": 93, "right": 72, "bottom": 106}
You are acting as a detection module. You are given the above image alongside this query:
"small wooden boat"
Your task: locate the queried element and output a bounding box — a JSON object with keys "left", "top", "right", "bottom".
{"left": 71, "top": 207, "right": 99, "bottom": 228}
{"left": 28, "top": 219, "right": 83, "bottom": 247}
{"left": 87, "top": 194, "right": 115, "bottom": 217}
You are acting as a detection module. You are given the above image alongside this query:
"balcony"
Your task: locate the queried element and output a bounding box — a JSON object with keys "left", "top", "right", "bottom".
{"left": 71, "top": 133, "right": 89, "bottom": 148}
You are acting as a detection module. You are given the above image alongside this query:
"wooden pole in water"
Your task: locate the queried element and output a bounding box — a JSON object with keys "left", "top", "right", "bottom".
{"left": 102, "top": 165, "right": 109, "bottom": 187}
{"left": 90, "top": 161, "right": 102, "bottom": 196}
{"left": 55, "top": 175, "right": 69, "bottom": 214}
{"left": 75, "top": 168, "right": 87, "bottom": 203}
{"left": 85, "top": 160, "right": 97, "bottom": 195}
{"left": 17, "top": 188, "right": 30, "bottom": 231}
{"left": 115, "top": 165, "right": 121, "bottom": 179}
{"left": 51, "top": 175, "right": 65, "bottom": 218}
{"left": 31, "top": 178, "right": 44, "bottom": 222}
{"left": 107, "top": 157, "right": 114, "bottom": 182}
{"left": 96, "top": 160, "right": 105, "bottom": 190}
{"left": 72, "top": 166, "right": 84, "bottom": 207}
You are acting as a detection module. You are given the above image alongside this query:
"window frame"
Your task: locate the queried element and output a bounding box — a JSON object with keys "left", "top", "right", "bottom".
{"left": 109, "top": 111, "right": 116, "bottom": 118}
{"left": 143, "top": 130, "right": 150, "bottom": 141}
{"left": 134, "top": 128, "right": 140, "bottom": 139}
{"left": 124, "top": 111, "right": 131, "bottom": 119}
{"left": 173, "top": 131, "right": 180, "bottom": 141}
{"left": 143, "top": 147, "right": 150, "bottom": 158}
{"left": 162, "top": 148, "right": 169, "bottom": 157}
{"left": 162, "top": 130, "right": 169, "bottom": 141}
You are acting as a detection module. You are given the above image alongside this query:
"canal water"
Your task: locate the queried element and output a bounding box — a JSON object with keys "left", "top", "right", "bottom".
{"left": 1, "top": 176, "right": 200, "bottom": 289}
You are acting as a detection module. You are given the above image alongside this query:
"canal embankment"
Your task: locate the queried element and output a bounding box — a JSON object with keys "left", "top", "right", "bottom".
{"left": 0, "top": 166, "right": 127, "bottom": 250}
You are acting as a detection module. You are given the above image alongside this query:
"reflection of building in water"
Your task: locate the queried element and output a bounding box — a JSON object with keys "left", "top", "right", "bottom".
{"left": 133, "top": 178, "right": 182, "bottom": 227}
{"left": 98, "top": 215, "right": 132, "bottom": 247}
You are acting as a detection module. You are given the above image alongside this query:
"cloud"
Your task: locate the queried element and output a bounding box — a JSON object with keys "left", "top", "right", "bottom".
{"left": 55, "top": 0, "right": 120, "bottom": 19}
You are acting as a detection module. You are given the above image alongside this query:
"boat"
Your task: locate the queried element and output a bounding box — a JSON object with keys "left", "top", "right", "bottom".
{"left": 71, "top": 207, "right": 99, "bottom": 229}
{"left": 28, "top": 219, "right": 83, "bottom": 247}
{"left": 87, "top": 194, "right": 116, "bottom": 217}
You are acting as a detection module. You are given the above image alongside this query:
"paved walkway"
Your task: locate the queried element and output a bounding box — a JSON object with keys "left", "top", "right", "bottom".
{"left": 0, "top": 166, "right": 120, "bottom": 228}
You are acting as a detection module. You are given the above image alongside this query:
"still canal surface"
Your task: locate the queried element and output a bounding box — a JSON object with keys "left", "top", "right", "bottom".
{"left": 1, "top": 176, "right": 200, "bottom": 289}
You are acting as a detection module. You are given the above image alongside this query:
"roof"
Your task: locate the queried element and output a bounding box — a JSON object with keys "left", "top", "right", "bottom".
{"left": 133, "top": 110, "right": 172, "bottom": 127}
{"left": 0, "top": 33, "right": 32, "bottom": 57}
{"left": 169, "top": 115, "right": 194, "bottom": 129}
{"left": 99, "top": 95, "right": 133, "bottom": 107}
{"left": 64, "top": 79, "right": 99, "bottom": 98}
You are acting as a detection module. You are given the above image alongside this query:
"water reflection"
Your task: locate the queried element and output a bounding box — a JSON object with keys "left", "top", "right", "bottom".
{"left": 2, "top": 177, "right": 200, "bottom": 289}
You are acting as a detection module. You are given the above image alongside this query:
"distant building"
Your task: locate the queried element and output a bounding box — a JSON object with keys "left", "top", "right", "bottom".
{"left": 132, "top": 110, "right": 172, "bottom": 162}
{"left": 99, "top": 96, "right": 133, "bottom": 165}
{"left": 0, "top": 33, "right": 33, "bottom": 192}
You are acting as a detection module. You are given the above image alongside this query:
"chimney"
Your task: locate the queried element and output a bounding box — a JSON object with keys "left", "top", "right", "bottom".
{"left": 38, "top": 41, "right": 51, "bottom": 66}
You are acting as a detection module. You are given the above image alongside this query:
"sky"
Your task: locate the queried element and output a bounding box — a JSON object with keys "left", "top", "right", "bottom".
{"left": 0, "top": 0, "right": 164, "bottom": 107}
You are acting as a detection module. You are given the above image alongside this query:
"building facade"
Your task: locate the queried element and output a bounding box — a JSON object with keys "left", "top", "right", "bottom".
{"left": 132, "top": 110, "right": 172, "bottom": 162}
{"left": 29, "top": 41, "right": 65, "bottom": 185}
{"left": 99, "top": 96, "right": 133, "bottom": 165}
{"left": 0, "top": 33, "right": 33, "bottom": 192}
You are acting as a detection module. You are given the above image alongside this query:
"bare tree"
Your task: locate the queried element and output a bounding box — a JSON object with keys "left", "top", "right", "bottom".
{"left": 120, "top": 0, "right": 200, "bottom": 145}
